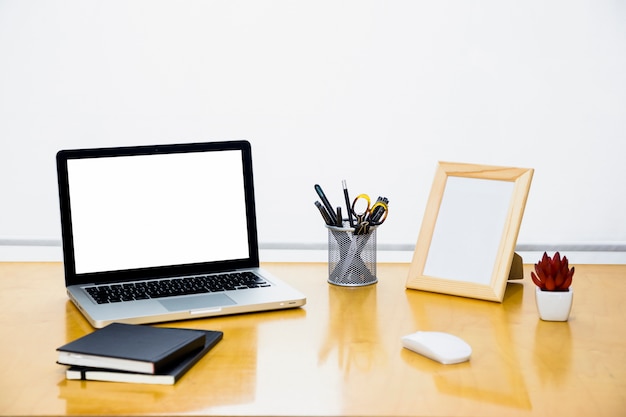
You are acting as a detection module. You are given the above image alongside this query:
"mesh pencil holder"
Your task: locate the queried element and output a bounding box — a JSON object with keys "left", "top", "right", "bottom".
{"left": 326, "top": 222, "right": 377, "bottom": 286}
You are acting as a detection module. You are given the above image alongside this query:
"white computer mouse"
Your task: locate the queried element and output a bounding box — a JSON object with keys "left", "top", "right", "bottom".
{"left": 401, "top": 331, "right": 472, "bottom": 364}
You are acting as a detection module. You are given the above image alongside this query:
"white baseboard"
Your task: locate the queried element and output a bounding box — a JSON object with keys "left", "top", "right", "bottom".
{"left": 0, "top": 245, "right": 64, "bottom": 262}
{"left": 2, "top": 244, "right": 626, "bottom": 264}
{"left": 261, "top": 249, "right": 626, "bottom": 264}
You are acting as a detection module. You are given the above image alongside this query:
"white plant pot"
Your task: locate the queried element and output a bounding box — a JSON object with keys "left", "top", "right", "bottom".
{"left": 535, "top": 287, "right": 573, "bottom": 321}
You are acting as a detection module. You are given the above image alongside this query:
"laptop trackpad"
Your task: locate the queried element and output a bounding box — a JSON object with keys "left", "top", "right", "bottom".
{"left": 159, "top": 293, "right": 236, "bottom": 312}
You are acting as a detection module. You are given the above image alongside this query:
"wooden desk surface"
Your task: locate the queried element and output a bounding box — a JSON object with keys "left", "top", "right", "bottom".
{"left": 0, "top": 262, "right": 624, "bottom": 417}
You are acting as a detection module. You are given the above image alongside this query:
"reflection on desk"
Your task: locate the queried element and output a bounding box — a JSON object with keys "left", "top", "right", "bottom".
{"left": 319, "top": 284, "right": 385, "bottom": 373}
{"left": 0, "top": 262, "right": 624, "bottom": 417}
{"left": 405, "top": 282, "right": 530, "bottom": 409}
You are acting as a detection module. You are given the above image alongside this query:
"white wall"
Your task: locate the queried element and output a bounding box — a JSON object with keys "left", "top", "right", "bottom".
{"left": 1, "top": 1, "right": 625, "bottom": 262}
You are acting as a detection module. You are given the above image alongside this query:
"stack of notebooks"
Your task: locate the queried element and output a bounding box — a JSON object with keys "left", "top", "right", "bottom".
{"left": 57, "top": 323, "right": 223, "bottom": 385}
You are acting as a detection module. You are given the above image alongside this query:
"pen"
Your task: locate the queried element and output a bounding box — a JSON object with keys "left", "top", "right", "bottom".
{"left": 370, "top": 197, "right": 389, "bottom": 224}
{"left": 342, "top": 180, "right": 355, "bottom": 227}
{"left": 369, "top": 197, "right": 383, "bottom": 221}
{"left": 315, "top": 201, "right": 334, "bottom": 225}
{"left": 336, "top": 206, "right": 343, "bottom": 227}
{"left": 314, "top": 184, "right": 338, "bottom": 225}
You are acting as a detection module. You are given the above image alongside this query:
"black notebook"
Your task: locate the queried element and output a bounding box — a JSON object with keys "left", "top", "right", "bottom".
{"left": 57, "top": 323, "right": 207, "bottom": 374}
{"left": 65, "top": 329, "right": 223, "bottom": 385}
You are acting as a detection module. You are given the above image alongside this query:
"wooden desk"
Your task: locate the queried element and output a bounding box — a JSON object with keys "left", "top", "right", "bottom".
{"left": 0, "top": 262, "right": 624, "bottom": 417}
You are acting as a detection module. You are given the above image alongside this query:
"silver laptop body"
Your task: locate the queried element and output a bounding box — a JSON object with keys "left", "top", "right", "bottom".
{"left": 56, "top": 140, "right": 306, "bottom": 328}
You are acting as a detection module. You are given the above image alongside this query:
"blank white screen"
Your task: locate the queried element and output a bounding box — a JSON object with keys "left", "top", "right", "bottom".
{"left": 67, "top": 150, "right": 250, "bottom": 274}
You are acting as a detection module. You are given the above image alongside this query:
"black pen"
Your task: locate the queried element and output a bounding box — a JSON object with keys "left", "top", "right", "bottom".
{"left": 370, "top": 196, "right": 384, "bottom": 222}
{"left": 314, "top": 184, "right": 337, "bottom": 225}
{"left": 342, "top": 180, "right": 355, "bottom": 227}
{"left": 315, "top": 201, "right": 334, "bottom": 225}
{"left": 371, "top": 197, "right": 389, "bottom": 224}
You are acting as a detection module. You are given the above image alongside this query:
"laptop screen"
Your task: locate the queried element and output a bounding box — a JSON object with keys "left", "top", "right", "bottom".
{"left": 57, "top": 141, "right": 259, "bottom": 285}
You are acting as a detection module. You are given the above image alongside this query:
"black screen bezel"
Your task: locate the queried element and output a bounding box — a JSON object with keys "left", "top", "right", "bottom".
{"left": 56, "top": 140, "right": 260, "bottom": 286}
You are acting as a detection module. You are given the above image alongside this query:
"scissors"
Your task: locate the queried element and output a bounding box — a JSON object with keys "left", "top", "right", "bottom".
{"left": 351, "top": 194, "right": 388, "bottom": 234}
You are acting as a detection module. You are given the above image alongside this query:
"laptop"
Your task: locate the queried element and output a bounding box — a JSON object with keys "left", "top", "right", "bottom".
{"left": 56, "top": 140, "right": 306, "bottom": 328}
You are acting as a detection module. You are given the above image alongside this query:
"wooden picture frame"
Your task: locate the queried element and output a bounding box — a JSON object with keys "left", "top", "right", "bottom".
{"left": 406, "top": 162, "right": 534, "bottom": 302}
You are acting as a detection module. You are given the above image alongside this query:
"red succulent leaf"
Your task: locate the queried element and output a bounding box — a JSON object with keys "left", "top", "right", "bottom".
{"left": 539, "top": 252, "right": 550, "bottom": 276}
{"left": 531, "top": 271, "right": 544, "bottom": 289}
{"left": 552, "top": 252, "right": 561, "bottom": 273}
{"left": 562, "top": 256, "right": 569, "bottom": 272}
{"left": 537, "top": 254, "right": 549, "bottom": 279}
{"left": 534, "top": 264, "right": 544, "bottom": 282}
{"left": 554, "top": 269, "right": 565, "bottom": 288}
{"left": 561, "top": 266, "right": 575, "bottom": 290}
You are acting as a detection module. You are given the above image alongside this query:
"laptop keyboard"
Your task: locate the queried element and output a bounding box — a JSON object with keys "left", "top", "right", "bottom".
{"left": 84, "top": 271, "right": 271, "bottom": 304}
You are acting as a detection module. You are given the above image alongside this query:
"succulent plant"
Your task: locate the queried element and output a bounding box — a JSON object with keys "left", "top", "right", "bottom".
{"left": 531, "top": 251, "right": 574, "bottom": 291}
